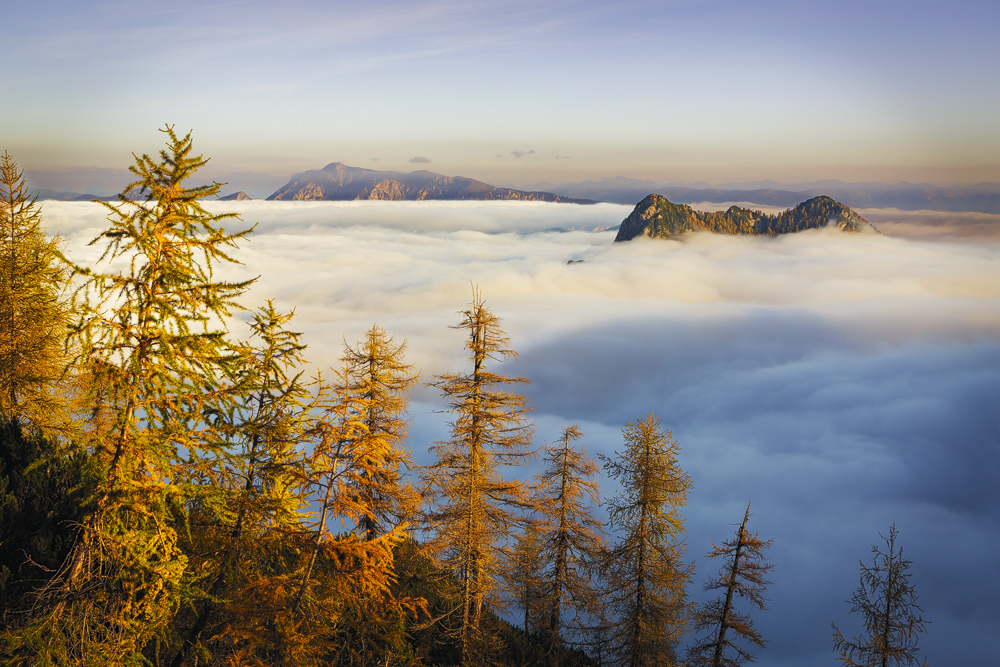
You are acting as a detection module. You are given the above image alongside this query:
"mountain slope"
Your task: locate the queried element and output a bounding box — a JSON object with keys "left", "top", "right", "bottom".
{"left": 268, "top": 162, "right": 596, "bottom": 203}
{"left": 614, "top": 194, "right": 877, "bottom": 241}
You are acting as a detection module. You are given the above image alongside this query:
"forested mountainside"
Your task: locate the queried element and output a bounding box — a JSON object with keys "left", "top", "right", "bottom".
{"left": 614, "top": 194, "right": 877, "bottom": 241}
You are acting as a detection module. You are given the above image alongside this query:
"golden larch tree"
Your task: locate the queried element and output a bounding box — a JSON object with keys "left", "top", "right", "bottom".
{"left": 5, "top": 126, "right": 254, "bottom": 666}
{"left": 168, "top": 301, "right": 312, "bottom": 667}
{"left": 286, "top": 331, "right": 422, "bottom": 667}
{"left": 532, "top": 425, "right": 606, "bottom": 667}
{"left": 0, "top": 151, "right": 73, "bottom": 434}
{"left": 687, "top": 502, "right": 774, "bottom": 667}
{"left": 600, "top": 414, "right": 693, "bottom": 667}
{"left": 423, "top": 289, "right": 534, "bottom": 665}
{"left": 340, "top": 324, "right": 419, "bottom": 540}
{"left": 510, "top": 519, "right": 547, "bottom": 635}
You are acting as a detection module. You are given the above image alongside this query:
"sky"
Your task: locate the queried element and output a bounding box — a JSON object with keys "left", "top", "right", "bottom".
{"left": 4, "top": 0, "right": 1000, "bottom": 186}
{"left": 44, "top": 199, "right": 1000, "bottom": 665}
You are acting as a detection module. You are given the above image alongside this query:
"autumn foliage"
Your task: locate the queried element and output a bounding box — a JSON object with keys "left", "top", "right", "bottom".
{"left": 0, "top": 129, "right": 932, "bottom": 667}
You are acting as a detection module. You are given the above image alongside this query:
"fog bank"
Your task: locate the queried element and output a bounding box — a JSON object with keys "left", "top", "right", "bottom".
{"left": 46, "top": 200, "right": 1000, "bottom": 665}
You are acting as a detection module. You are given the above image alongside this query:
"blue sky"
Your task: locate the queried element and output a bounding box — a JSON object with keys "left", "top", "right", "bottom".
{"left": 4, "top": 0, "right": 999, "bottom": 185}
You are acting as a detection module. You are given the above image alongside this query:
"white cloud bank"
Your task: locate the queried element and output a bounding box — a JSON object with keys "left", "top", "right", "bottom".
{"left": 44, "top": 200, "right": 1000, "bottom": 665}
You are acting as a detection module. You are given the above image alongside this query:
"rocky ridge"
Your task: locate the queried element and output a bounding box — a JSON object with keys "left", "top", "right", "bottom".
{"left": 614, "top": 194, "right": 878, "bottom": 241}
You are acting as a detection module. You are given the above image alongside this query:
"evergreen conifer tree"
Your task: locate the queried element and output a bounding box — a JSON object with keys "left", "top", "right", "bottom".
{"left": 600, "top": 414, "right": 693, "bottom": 667}
{"left": 0, "top": 420, "right": 97, "bottom": 622}
{"left": 687, "top": 502, "right": 774, "bottom": 667}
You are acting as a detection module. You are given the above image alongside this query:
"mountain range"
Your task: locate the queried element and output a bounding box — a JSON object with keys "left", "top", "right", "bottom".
{"left": 266, "top": 163, "right": 595, "bottom": 204}
{"left": 614, "top": 195, "right": 877, "bottom": 242}
{"left": 25, "top": 164, "right": 1000, "bottom": 214}
{"left": 530, "top": 177, "right": 1000, "bottom": 214}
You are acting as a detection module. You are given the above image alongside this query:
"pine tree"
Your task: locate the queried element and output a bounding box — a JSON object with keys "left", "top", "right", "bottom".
{"left": 423, "top": 289, "right": 534, "bottom": 665}
{"left": 0, "top": 151, "right": 73, "bottom": 433}
{"left": 832, "top": 524, "right": 929, "bottom": 667}
{"left": 600, "top": 414, "right": 693, "bottom": 667}
{"left": 533, "top": 425, "right": 605, "bottom": 667}
{"left": 5, "top": 126, "right": 255, "bottom": 666}
{"left": 687, "top": 502, "right": 774, "bottom": 667}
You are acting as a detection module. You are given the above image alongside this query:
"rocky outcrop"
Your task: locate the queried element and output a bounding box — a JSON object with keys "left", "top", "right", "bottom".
{"left": 267, "top": 162, "right": 596, "bottom": 203}
{"left": 219, "top": 191, "right": 252, "bottom": 201}
{"left": 614, "top": 194, "right": 877, "bottom": 241}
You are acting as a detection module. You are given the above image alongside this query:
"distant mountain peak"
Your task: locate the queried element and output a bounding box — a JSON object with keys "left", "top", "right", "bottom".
{"left": 614, "top": 194, "right": 878, "bottom": 241}
{"left": 219, "top": 191, "right": 252, "bottom": 201}
{"left": 268, "top": 163, "right": 596, "bottom": 204}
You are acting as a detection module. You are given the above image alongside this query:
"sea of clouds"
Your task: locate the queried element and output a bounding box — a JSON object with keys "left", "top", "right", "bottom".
{"left": 43, "top": 199, "right": 1000, "bottom": 665}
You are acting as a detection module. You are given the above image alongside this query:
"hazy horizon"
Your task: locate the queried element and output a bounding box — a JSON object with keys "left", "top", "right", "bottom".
{"left": 5, "top": 0, "right": 999, "bottom": 186}
{"left": 22, "top": 160, "right": 1000, "bottom": 198}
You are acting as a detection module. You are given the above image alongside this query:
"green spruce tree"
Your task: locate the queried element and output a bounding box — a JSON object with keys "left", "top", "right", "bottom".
{"left": 0, "top": 420, "right": 97, "bottom": 624}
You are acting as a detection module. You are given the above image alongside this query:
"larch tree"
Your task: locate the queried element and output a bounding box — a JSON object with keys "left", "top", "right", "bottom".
{"left": 600, "top": 414, "right": 693, "bottom": 667}
{"left": 533, "top": 425, "right": 605, "bottom": 667}
{"left": 423, "top": 289, "right": 534, "bottom": 665}
{"left": 5, "top": 126, "right": 254, "bottom": 666}
{"left": 169, "top": 301, "right": 312, "bottom": 667}
{"left": 287, "top": 326, "right": 422, "bottom": 667}
{"left": 832, "top": 524, "right": 929, "bottom": 667}
{"left": 0, "top": 420, "right": 98, "bottom": 622}
{"left": 509, "top": 518, "right": 546, "bottom": 635}
{"left": 340, "top": 324, "right": 419, "bottom": 540}
{"left": 0, "top": 151, "right": 73, "bottom": 433}
{"left": 687, "top": 502, "right": 774, "bottom": 667}
{"left": 295, "top": 358, "right": 367, "bottom": 614}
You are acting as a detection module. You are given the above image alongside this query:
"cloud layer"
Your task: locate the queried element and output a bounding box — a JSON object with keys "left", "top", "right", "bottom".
{"left": 45, "top": 200, "right": 1000, "bottom": 665}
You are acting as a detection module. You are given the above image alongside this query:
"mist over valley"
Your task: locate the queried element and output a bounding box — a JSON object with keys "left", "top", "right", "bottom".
{"left": 41, "top": 198, "right": 1000, "bottom": 666}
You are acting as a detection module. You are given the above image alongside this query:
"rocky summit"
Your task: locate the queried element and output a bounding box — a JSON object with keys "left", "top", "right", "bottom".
{"left": 614, "top": 194, "right": 878, "bottom": 242}
{"left": 219, "top": 191, "right": 252, "bottom": 201}
{"left": 268, "top": 162, "right": 596, "bottom": 203}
